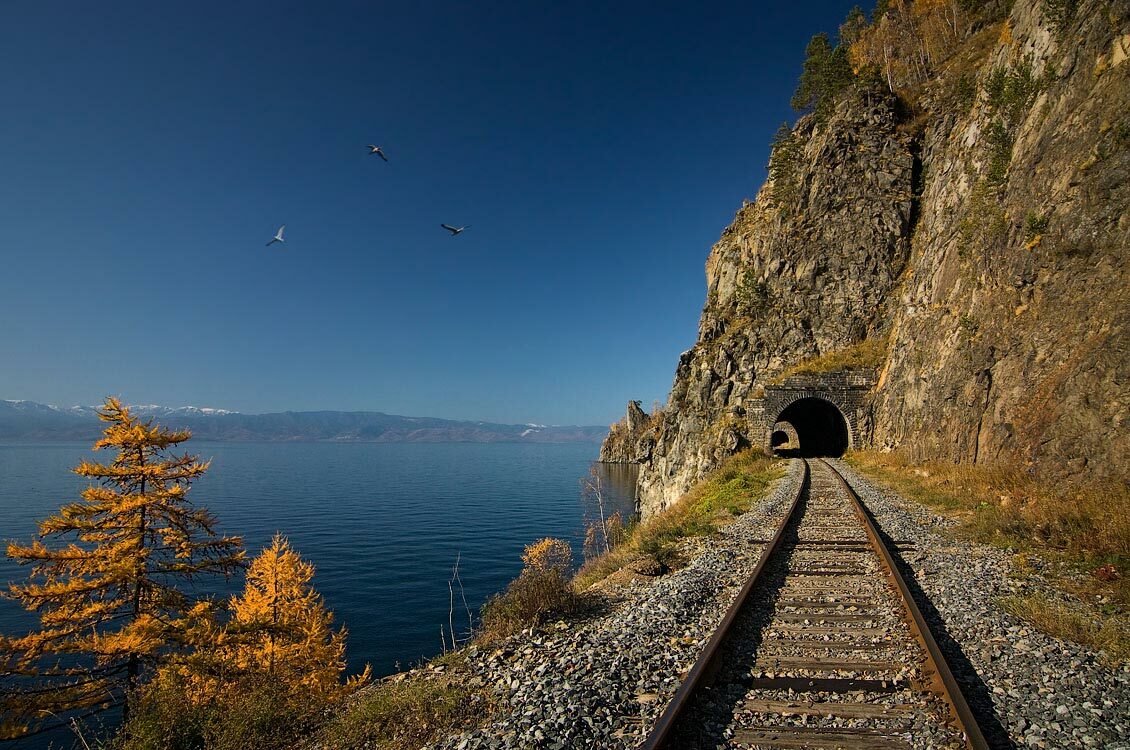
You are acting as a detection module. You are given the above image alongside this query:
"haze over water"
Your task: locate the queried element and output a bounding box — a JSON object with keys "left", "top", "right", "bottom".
{"left": 0, "top": 442, "right": 636, "bottom": 676}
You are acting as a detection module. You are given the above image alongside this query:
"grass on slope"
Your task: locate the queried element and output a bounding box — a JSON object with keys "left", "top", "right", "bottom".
{"left": 316, "top": 653, "right": 491, "bottom": 750}
{"left": 575, "top": 449, "right": 784, "bottom": 591}
{"left": 769, "top": 337, "right": 889, "bottom": 383}
{"left": 847, "top": 450, "right": 1129, "bottom": 664}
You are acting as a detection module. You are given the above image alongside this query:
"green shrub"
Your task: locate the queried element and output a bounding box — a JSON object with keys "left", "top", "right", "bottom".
{"left": 985, "top": 120, "right": 1015, "bottom": 189}
{"left": 321, "top": 677, "right": 485, "bottom": 750}
{"left": 1041, "top": 0, "right": 1077, "bottom": 32}
{"left": 735, "top": 270, "right": 773, "bottom": 317}
{"left": 959, "top": 180, "right": 1010, "bottom": 253}
{"left": 1024, "top": 211, "right": 1050, "bottom": 242}
{"left": 637, "top": 536, "right": 681, "bottom": 570}
{"left": 982, "top": 57, "right": 1052, "bottom": 189}
{"left": 768, "top": 124, "right": 803, "bottom": 206}
{"left": 112, "top": 672, "right": 308, "bottom": 750}
{"left": 953, "top": 72, "right": 978, "bottom": 111}
{"left": 792, "top": 33, "right": 855, "bottom": 117}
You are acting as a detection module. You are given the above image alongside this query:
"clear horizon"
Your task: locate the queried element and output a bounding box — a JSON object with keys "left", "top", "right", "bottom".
{"left": 2, "top": 0, "right": 862, "bottom": 425}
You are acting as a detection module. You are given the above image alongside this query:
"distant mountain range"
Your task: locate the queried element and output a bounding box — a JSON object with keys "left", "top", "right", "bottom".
{"left": 0, "top": 400, "right": 609, "bottom": 444}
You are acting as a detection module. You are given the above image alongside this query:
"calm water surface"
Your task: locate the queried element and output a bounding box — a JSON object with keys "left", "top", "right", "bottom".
{"left": 0, "top": 442, "right": 636, "bottom": 678}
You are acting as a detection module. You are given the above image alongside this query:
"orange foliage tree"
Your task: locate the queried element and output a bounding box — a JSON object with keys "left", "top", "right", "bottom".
{"left": 218, "top": 534, "right": 367, "bottom": 701}
{"left": 0, "top": 397, "right": 244, "bottom": 739}
{"left": 848, "top": 0, "right": 972, "bottom": 92}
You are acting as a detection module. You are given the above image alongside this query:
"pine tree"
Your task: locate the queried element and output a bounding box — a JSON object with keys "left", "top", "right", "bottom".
{"left": 791, "top": 33, "right": 855, "bottom": 116}
{"left": 768, "top": 122, "right": 803, "bottom": 205}
{"left": 1, "top": 397, "right": 244, "bottom": 739}
{"left": 219, "top": 535, "right": 366, "bottom": 703}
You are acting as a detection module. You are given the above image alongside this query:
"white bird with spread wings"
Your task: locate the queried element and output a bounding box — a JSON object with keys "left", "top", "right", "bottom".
{"left": 266, "top": 225, "right": 286, "bottom": 247}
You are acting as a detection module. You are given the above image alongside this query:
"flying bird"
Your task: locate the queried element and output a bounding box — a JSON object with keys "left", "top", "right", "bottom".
{"left": 441, "top": 224, "right": 469, "bottom": 237}
{"left": 266, "top": 225, "right": 286, "bottom": 247}
{"left": 367, "top": 145, "right": 388, "bottom": 162}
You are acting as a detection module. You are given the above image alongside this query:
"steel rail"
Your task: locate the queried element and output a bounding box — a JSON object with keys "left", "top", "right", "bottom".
{"left": 640, "top": 459, "right": 810, "bottom": 750}
{"left": 821, "top": 457, "right": 990, "bottom": 750}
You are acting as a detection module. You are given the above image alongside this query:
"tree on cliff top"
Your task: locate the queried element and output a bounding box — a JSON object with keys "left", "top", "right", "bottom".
{"left": 1, "top": 397, "right": 244, "bottom": 739}
{"left": 791, "top": 32, "right": 855, "bottom": 116}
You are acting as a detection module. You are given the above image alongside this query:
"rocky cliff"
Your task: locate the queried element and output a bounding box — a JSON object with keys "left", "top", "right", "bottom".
{"left": 871, "top": 1, "right": 1129, "bottom": 480}
{"left": 598, "top": 400, "right": 656, "bottom": 463}
{"left": 607, "top": 0, "right": 1129, "bottom": 517}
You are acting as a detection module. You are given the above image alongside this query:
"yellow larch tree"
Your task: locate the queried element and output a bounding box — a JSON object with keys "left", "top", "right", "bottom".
{"left": 218, "top": 534, "right": 366, "bottom": 703}
{"left": 0, "top": 397, "right": 244, "bottom": 739}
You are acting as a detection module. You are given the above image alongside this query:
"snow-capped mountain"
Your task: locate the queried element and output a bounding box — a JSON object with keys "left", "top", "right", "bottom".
{"left": 1, "top": 400, "right": 236, "bottom": 417}
{"left": 0, "top": 400, "right": 607, "bottom": 444}
{"left": 123, "top": 404, "right": 239, "bottom": 418}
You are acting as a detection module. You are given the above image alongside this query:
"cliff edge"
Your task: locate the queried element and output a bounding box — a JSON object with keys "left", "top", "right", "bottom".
{"left": 604, "top": 0, "right": 1129, "bottom": 517}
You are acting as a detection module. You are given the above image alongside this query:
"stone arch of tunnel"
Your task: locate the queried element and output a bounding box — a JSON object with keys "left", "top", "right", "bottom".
{"left": 772, "top": 397, "right": 851, "bottom": 457}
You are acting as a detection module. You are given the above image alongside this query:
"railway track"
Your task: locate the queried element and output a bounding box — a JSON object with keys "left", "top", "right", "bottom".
{"left": 642, "top": 458, "right": 989, "bottom": 750}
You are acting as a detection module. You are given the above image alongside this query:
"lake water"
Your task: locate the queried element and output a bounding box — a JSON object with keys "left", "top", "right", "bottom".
{"left": 0, "top": 442, "right": 637, "bottom": 680}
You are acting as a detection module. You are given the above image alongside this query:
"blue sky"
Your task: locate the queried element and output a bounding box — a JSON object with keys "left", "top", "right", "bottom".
{"left": 1, "top": 0, "right": 861, "bottom": 425}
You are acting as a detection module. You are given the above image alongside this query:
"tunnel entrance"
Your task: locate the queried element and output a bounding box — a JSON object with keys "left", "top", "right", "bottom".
{"left": 770, "top": 430, "right": 790, "bottom": 449}
{"left": 774, "top": 397, "right": 849, "bottom": 457}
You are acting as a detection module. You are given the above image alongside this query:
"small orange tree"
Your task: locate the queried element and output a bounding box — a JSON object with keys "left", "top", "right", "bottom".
{"left": 480, "top": 538, "right": 578, "bottom": 640}
{"left": 119, "top": 536, "right": 367, "bottom": 749}
{"left": 0, "top": 397, "right": 244, "bottom": 738}
{"left": 221, "top": 534, "right": 367, "bottom": 701}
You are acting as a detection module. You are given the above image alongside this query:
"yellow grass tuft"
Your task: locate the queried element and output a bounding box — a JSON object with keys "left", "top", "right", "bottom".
{"left": 770, "top": 337, "right": 889, "bottom": 383}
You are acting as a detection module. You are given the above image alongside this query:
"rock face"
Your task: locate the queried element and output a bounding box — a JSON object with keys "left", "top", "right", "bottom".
{"left": 619, "top": 0, "right": 1129, "bottom": 518}
{"left": 871, "top": 1, "right": 1130, "bottom": 481}
{"left": 599, "top": 400, "right": 656, "bottom": 463}
{"left": 631, "top": 87, "right": 917, "bottom": 515}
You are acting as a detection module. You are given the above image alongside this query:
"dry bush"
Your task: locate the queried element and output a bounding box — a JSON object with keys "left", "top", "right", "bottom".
{"left": 521, "top": 537, "right": 572, "bottom": 574}
{"left": 478, "top": 538, "right": 580, "bottom": 642}
{"left": 583, "top": 512, "right": 629, "bottom": 562}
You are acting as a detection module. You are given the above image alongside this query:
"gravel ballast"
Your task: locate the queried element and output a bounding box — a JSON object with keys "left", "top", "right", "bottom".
{"left": 829, "top": 459, "right": 1130, "bottom": 750}
{"left": 434, "top": 460, "right": 805, "bottom": 749}
{"left": 431, "top": 459, "right": 1129, "bottom": 749}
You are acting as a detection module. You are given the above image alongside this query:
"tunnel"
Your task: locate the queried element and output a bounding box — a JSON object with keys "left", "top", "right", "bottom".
{"left": 773, "top": 397, "right": 849, "bottom": 457}
{"left": 770, "top": 430, "right": 790, "bottom": 449}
